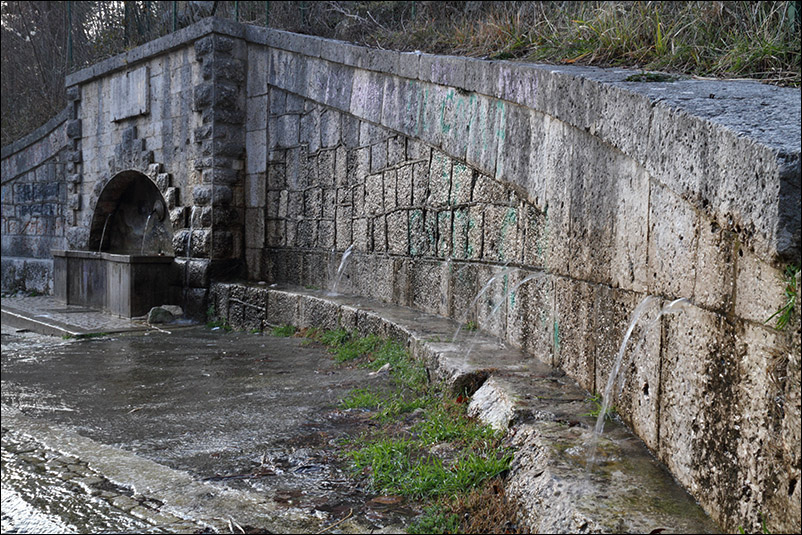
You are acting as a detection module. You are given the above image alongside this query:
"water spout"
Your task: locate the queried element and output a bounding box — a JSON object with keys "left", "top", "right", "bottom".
{"left": 588, "top": 296, "right": 691, "bottom": 465}
{"left": 98, "top": 213, "right": 112, "bottom": 254}
{"left": 328, "top": 244, "right": 354, "bottom": 296}
{"left": 463, "top": 273, "right": 538, "bottom": 359}
{"left": 140, "top": 212, "right": 154, "bottom": 255}
{"left": 452, "top": 264, "right": 515, "bottom": 342}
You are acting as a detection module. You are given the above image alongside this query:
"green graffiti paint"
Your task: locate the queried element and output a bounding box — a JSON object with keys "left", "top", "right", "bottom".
{"left": 495, "top": 101, "right": 506, "bottom": 141}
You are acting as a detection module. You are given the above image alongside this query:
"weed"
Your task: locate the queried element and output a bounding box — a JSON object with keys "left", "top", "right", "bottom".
{"left": 464, "top": 320, "right": 479, "bottom": 332}
{"left": 765, "top": 264, "right": 799, "bottom": 330}
{"left": 583, "top": 393, "right": 616, "bottom": 421}
{"left": 624, "top": 71, "right": 679, "bottom": 82}
{"left": 250, "top": 328, "right": 262, "bottom": 334}
{"left": 271, "top": 324, "right": 297, "bottom": 337}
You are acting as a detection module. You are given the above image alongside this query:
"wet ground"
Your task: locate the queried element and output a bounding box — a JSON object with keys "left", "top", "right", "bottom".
{"left": 1, "top": 323, "right": 418, "bottom": 533}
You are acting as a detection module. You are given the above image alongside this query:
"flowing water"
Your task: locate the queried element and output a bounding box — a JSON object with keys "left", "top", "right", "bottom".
{"left": 328, "top": 244, "right": 354, "bottom": 296}
{"left": 462, "top": 273, "right": 539, "bottom": 359}
{"left": 140, "top": 213, "right": 154, "bottom": 255}
{"left": 588, "top": 296, "right": 691, "bottom": 464}
{"left": 97, "top": 214, "right": 112, "bottom": 254}
{"left": 452, "top": 264, "right": 515, "bottom": 342}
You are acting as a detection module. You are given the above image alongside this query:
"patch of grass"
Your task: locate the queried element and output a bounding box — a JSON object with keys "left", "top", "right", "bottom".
{"left": 303, "top": 327, "right": 515, "bottom": 533}
{"left": 765, "top": 264, "right": 799, "bottom": 331}
{"left": 340, "top": 388, "right": 383, "bottom": 410}
{"left": 206, "top": 319, "right": 232, "bottom": 331}
{"left": 624, "top": 71, "right": 679, "bottom": 82}
{"left": 464, "top": 320, "right": 479, "bottom": 332}
{"left": 271, "top": 324, "right": 297, "bottom": 337}
{"left": 205, "top": 305, "right": 232, "bottom": 331}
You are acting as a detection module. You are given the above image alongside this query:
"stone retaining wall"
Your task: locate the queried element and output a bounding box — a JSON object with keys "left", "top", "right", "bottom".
{"left": 1, "top": 108, "right": 70, "bottom": 293}
{"left": 1, "top": 17, "right": 799, "bottom": 533}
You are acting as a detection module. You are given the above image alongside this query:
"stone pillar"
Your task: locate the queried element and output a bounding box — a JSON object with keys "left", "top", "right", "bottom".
{"left": 190, "top": 32, "right": 247, "bottom": 318}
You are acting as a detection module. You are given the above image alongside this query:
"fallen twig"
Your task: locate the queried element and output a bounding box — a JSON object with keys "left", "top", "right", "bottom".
{"left": 316, "top": 508, "right": 353, "bottom": 534}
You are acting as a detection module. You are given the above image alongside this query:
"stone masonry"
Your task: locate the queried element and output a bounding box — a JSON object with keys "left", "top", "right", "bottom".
{"left": 1, "top": 16, "right": 800, "bottom": 533}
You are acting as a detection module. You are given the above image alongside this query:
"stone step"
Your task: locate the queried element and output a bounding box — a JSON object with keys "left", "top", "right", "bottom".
{"left": 211, "top": 282, "right": 721, "bottom": 534}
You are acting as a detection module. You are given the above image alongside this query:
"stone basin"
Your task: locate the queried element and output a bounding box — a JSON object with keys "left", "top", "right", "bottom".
{"left": 52, "top": 249, "right": 176, "bottom": 318}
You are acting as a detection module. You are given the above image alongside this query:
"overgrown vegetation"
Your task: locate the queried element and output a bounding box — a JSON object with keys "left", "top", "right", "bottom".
{"left": 3, "top": 1, "right": 799, "bottom": 145}
{"left": 292, "top": 326, "right": 518, "bottom": 534}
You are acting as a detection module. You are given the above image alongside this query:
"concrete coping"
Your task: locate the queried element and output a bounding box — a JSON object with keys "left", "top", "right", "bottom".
{"left": 213, "top": 282, "right": 721, "bottom": 533}
{"left": 1, "top": 107, "right": 69, "bottom": 160}
{"left": 60, "top": 16, "right": 799, "bottom": 155}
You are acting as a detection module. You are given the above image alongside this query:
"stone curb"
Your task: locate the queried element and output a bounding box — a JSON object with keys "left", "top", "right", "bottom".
{"left": 1, "top": 405, "right": 318, "bottom": 533}
{"left": 211, "top": 282, "right": 721, "bottom": 534}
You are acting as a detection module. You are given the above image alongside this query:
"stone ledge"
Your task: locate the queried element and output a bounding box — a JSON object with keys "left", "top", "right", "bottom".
{"left": 210, "top": 281, "right": 720, "bottom": 534}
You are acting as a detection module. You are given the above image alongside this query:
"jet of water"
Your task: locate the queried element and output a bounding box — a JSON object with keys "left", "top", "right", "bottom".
{"left": 98, "top": 213, "right": 112, "bottom": 254}
{"left": 328, "top": 243, "right": 354, "bottom": 296}
{"left": 462, "top": 273, "right": 539, "bottom": 359}
{"left": 452, "top": 263, "right": 516, "bottom": 342}
{"left": 140, "top": 212, "right": 155, "bottom": 255}
{"left": 588, "top": 296, "right": 691, "bottom": 465}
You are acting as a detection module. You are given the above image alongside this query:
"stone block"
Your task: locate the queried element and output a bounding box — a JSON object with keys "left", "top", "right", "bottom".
{"left": 436, "top": 210, "right": 452, "bottom": 258}
{"left": 245, "top": 208, "right": 265, "bottom": 249}
{"left": 428, "top": 151, "right": 451, "bottom": 207}
{"left": 462, "top": 57, "right": 497, "bottom": 96}
{"left": 349, "top": 70, "right": 384, "bottom": 124}
{"left": 483, "top": 205, "right": 518, "bottom": 263}
{"left": 553, "top": 277, "right": 597, "bottom": 392}
{"left": 382, "top": 77, "right": 423, "bottom": 137}
{"left": 594, "top": 289, "right": 663, "bottom": 450}
{"left": 465, "top": 95, "right": 501, "bottom": 178}
{"left": 387, "top": 210, "right": 409, "bottom": 255}
{"left": 299, "top": 295, "right": 340, "bottom": 331}
{"left": 648, "top": 182, "right": 699, "bottom": 299}
{"left": 440, "top": 89, "right": 477, "bottom": 162}
{"left": 693, "top": 219, "right": 736, "bottom": 312}
{"left": 370, "top": 141, "right": 387, "bottom": 173}
{"left": 505, "top": 270, "right": 553, "bottom": 364}
{"left": 734, "top": 248, "right": 789, "bottom": 325}
{"left": 320, "top": 109, "right": 341, "bottom": 148}
{"left": 266, "top": 290, "right": 300, "bottom": 326}
{"left": 410, "top": 259, "right": 448, "bottom": 317}
{"left": 371, "top": 216, "right": 386, "bottom": 253}
{"left": 658, "top": 305, "right": 737, "bottom": 528}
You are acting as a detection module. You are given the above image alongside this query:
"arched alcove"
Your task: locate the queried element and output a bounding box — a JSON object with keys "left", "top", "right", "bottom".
{"left": 89, "top": 170, "right": 174, "bottom": 255}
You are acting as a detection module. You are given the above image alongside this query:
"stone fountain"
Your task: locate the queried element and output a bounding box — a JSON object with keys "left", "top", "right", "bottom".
{"left": 53, "top": 170, "right": 177, "bottom": 318}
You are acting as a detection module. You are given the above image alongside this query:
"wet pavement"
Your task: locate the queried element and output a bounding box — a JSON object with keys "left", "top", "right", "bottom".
{"left": 1, "top": 322, "right": 414, "bottom": 533}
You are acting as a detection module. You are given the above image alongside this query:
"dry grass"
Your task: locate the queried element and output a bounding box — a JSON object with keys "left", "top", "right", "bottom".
{"left": 323, "top": 1, "right": 800, "bottom": 86}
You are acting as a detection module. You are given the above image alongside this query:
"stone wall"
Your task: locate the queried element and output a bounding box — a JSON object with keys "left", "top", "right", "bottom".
{"left": 239, "top": 26, "right": 800, "bottom": 533}
{"left": 1, "top": 17, "right": 799, "bottom": 533}
{"left": 1, "top": 108, "right": 70, "bottom": 293}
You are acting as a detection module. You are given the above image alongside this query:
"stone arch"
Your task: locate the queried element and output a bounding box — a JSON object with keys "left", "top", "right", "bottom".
{"left": 89, "top": 169, "right": 174, "bottom": 255}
